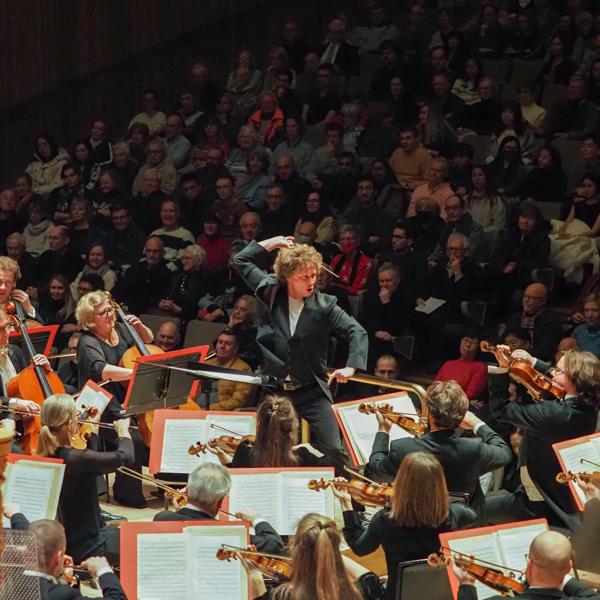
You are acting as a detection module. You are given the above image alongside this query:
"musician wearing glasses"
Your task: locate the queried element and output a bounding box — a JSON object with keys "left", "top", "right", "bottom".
{"left": 75, "top": 290, "right": 152, "bottom": 508}
{"left": 485, "top": 347, "right": 600, "bottom": 529}
{"left": 25, "top": 394, "right": 133, "bottom": 566}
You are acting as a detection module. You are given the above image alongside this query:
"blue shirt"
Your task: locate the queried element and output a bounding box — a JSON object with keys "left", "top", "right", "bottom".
{"left": 572, "top": 324, "right": 600, "bottom": 358}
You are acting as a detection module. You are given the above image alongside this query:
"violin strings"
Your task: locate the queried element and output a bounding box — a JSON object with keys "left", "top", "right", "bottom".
{"left": 440, "top": 547, "right": 525, "bottom": 574}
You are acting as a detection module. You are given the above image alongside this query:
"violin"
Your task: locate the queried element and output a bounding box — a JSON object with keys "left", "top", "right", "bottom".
{"left": 308, "top": 477, "right": 393, "bottom": 507}
{"left": 71, "top": 405, "right": 99, "bottom": 450}
{"left": 427, "top": 550, "right": 525, "bottom": 596}
{"left": 556, "top": 471, "right": 600, "bottom": 485}
{"left": 358, "top": 403, "right": 428, "bottom": 436}
{"left": 188, "top": 434, "right": 256, "bottom": 456}
{"left": 481, "top": 341, "right": 564, "bottom": 402}
{"left": 6, "top": 303, "right": 65, "bottom": 453}
{"left": 216, "top": 545, "right": 292, "bottom": 579}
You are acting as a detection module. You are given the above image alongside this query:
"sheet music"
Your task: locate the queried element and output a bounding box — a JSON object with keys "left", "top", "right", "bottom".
{"left": 185, "top": 528, "right": 247, "bottom": 600}
{"left": 496, "top": 523, "right": 547, "bottom": 572}
{"left": 589, "top": 436, "right": 600, "bottom": 456}
{"left": 137, "top": 533, "right": 187, "bottom": 599}
{"left": 2, "top": 461, "right": 64, "bottom": 527}
{"left": 557, "top": 442, "right": 600, "bottom": 505}
{"left": 228, "top": 474, "right": 283, "bottom": 531}
{"left": 75, "top": 381, "right": 111, "bottom": 417}
{"left": 338, "top": 394, "right": 418, "bottom": 464}
{"left": 160, "top": 419, "right": 208, "bottom": 473}
{"left": 448, "top": 535, "right": 502, "bottom": 600}
{"left": 282, "top": 472, "right": 334, "bottom": 535}
{"left": 205, "top": 414, "right": 256, "bottom": 437}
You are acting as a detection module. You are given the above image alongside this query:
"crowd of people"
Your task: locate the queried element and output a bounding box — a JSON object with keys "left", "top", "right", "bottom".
{"left": 3, "top": 0, "right": 600, "bottom": 598}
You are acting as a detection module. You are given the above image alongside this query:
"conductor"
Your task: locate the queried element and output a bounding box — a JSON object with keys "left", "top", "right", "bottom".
{"left": 233, "top": 236, "right": 367, "bottom": 460}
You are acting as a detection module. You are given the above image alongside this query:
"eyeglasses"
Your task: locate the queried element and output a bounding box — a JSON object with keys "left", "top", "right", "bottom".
{"left": 95, "top": 307, "right": 115, "bottom": 318}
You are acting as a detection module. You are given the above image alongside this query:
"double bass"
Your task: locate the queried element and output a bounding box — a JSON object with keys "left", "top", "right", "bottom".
{"left": 6, "top": 302, "right": 65, "bottom": 453}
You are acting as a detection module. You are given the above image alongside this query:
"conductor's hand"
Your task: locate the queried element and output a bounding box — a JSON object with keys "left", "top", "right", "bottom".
{"left": 32, "top": 353, "right": 51, "bottom": 372}
{"left": 113, "top": 418, "right": 131, "bottom": 438}
{"left": 258, "top": 236, "right": 294, "bottom": 252}
{"left": 81, "top": 556, "right": 112, "bottom": 578}
{"left": 327, "top": 367, "right": 355, "bottom": 386}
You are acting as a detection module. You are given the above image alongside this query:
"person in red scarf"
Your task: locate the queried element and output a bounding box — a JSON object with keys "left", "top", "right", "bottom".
{"left": 248, "top": 92, "right": 284, "bottom": 149}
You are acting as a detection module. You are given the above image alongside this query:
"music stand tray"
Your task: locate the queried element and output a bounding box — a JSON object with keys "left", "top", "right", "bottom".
{"left": 9, "top": 325, "right": 58, "bottom": 356}
{"left": 122, "top": 345, "right": 209, "bottom": 417}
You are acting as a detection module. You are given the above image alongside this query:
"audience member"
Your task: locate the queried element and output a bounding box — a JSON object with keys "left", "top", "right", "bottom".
{"left": 388, "top": 126, "right": 432, "bottom": 192}
{"left": 128, "top": 89, "right": 167, "bottom": 136}
{"left": 155, "top": 320, "right": 182, "bottom": 352}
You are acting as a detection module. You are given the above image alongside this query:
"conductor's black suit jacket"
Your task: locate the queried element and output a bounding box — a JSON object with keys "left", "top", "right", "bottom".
{"left": 233, "top": 241, "right": 368, "bottom": 401}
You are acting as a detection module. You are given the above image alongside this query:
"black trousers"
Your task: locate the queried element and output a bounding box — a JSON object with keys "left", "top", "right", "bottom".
{"left": 484, "top": 487, "right": 549, "bottom": 525}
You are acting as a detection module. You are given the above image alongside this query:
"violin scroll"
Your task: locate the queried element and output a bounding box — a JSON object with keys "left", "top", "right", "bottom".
{"left": 308, "top": 478, "right": 331, "bottom": 492}
{"left": 426, "top": 553, "right": 448, "bottom": 567}
{"left": 188, "top": 441, "right": 207, "bottom": 456}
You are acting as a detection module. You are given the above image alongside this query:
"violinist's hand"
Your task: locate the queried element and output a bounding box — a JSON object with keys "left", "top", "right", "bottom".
{"left": 450, "top": 557, "right": 476, "bottom": 586}
{"left": 575, "top": 475, "right": 600, "bottom": 501}
{"left": 62, "top": 554, "right": 75, "bottom": 583}
{"left": 511, "top": 349, "right": 535, "bottom": 366}
{"left": 460, "top": 411, "right": 483, "bottom": 431}
{"left": 327, "top": 366, "right": 355, "bottom": 386}
{"left": 492, "top": 344, "right": 512, "bottom": 369}
{"left": 238, "top": 552, "right": 267, "bottom": 599}
{"left": 32, "top": 353, "right": 51, "bottom": 372}
{"left": 113, "top": 418, "right": 131, "bottom": 439}
{"left": 206, "top": 444, "right": 234, "bottom": 465}
{"left": 8, "top": 398, "right": 40, "bottom": 415}
{"left": 330, "top": 477, "right": 353, "bottom": 511}
{"left": 235, "top": 511, "right": 256, "bottom": 526}
{"left": 3, "top": 502, "right": 20, "bottom": 519}
{"left": 81, "top": 556, "right": 112, "bottom": 578}
{"left": 11, "top": 289, "right": 33, "bottom": 315}
{"left": 375, "top": 403, "right": 394, "bottom": 434}
{"left": 258, "top": 236, "right": 294, "bottom": 253}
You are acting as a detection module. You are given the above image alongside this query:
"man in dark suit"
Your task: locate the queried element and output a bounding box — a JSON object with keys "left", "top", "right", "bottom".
{"left": 10, "top": 517, "right": 126, "bottom": 600}
{"left": 485, "top": 346, "right": 600, "bottom": 530}
{"left": 367, "top": 380, "right": 512, "bottom": 516}
{"left": 319, "top": 18, "right": 359, "bottom": 78}
{"left": 153, "top": 463, "right": 284, "bottom": 555}
{"left": 233, "top": 237, "right": 368, "bottom": 460}
{"left": 454, "top": 530, "right": 600, "bottom": 600}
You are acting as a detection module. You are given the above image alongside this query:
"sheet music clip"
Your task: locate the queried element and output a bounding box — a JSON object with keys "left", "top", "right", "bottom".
{"left": 122, "top": 347, "right": 207, "bottom": 417}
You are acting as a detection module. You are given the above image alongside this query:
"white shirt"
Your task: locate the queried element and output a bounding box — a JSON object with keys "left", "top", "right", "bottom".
{"left": 288, "top": 296, "right": 304, "bottom": 336}
{"left": 0, "top": 353, "right": 17, "bottom": 395}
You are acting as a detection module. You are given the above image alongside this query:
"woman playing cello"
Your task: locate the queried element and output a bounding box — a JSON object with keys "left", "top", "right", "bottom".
{"left": 75, "top": 290, "right": 153, "bottom": 507}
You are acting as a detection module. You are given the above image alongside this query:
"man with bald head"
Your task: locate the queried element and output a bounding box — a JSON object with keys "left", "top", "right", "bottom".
{"left": 505, "top": 283, "right": 564, "bottom": 362}
{"left": 454, "top": 530, "right": 600, "bottom": 599}
{"left": 155, "top": 320, "right": 181, "bottom": 352}
{"left": 239, "top": 211, "right": 262, "bottom": 243}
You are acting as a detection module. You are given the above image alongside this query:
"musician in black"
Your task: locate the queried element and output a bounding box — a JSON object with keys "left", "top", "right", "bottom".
{"left": 367, "top": 380, "right": 512, "bottom": 517}
{"left": 233, "top": 237, "right": 368, "bottom": 460}
{"left": 2, "top": 516, "right": 126, "bottom": 600}
{"left": 485, "top": 347, "right": 600, "bottom": 529}
{"left": 75, "top": 290, "right": 153, "bottom": 508}
{"left": 153, "top": 462, "right": 284, "bottom": 555}
{"left": 34, "top": 394, "right": 133, "bottom": 565}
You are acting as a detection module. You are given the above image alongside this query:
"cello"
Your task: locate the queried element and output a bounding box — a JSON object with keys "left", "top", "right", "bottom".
{"left": 114, "top": 301, "right": 201, "bottom": 446}
{"left": 113, "top": 302, "right": 162, "bottom": 446}
{"left": 6, "top": 302, "right": 64, "bottom": 453}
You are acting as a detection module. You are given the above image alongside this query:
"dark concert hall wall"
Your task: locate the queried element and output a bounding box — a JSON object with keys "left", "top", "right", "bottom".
{"left": 0, "top": 0, "right": 349, "bottom": 185}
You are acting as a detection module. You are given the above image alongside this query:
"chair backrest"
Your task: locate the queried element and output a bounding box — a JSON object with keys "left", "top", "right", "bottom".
{"left": 463, "top": 134, "right": 491, "bottom": 165}
{"left": 531, "top": 200, "right": 562, "bottom": 221}
{"left": 393, "top": 335, "right": 415, "bottom": 360}
{"left": 183, "top": 320, "right": 227, "bottom": 350}
{"left": 347, "top": 292, "right": 365, "bottom": 319}
{"left": 552, "top": 139, "right": 585, "bottom": 190}
{"left": 541, "top": 83, "right": 568, "bottom": 110}
{"left": 396, "top": 559, "right": 453, "bottom": 600}
{"left": 532, "top": 267, "right": 556, "bottom": 293}
{"left": 460, "top": 301, "right": 488, "bottom": 326}
{"left": 379, "top": 184, "right": 408, "bottom": 219}
{"left": 481, "top": 58, "right": 512, "bottom": 84}
{"left": 510, "top": 59, "right": 544, "bottom": 86}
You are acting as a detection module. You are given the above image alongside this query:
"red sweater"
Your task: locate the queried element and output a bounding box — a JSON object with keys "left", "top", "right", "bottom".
{"left": 435, "top": 359, "right": 488, "bottom": 400}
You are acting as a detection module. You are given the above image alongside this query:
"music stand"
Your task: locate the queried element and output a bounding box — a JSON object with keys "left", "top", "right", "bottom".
{"left": 8, "top": 325, "right": 58, "bottom": 356}
{"left": 122, "top": 346, "right": 209, "bottom": 417}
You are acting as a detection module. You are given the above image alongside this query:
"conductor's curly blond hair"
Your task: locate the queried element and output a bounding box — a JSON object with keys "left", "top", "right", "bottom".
{"left": 273, "top": 243, "right": 323, "bottom": 280}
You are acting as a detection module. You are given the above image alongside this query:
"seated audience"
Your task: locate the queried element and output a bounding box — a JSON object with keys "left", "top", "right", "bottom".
{"left": 25, "top": 134, "right": 69, "bottom": 196}
{"left": 406, "top": 157, "right": 456, "bottom": 220}
{"left": 330, "top": 225, "right": 372, "bottom": 295}
{"left": 294, "top": 191, "right": 336, "bottom": 246}
{"left": 155, "top": 320, "right": 181, "bottom": 352}
{"left": 571, "top": 293, "right": 600, "bottom": 358}
{"left": 128, "top": 89, "right": 166, "bottom": 136}
{"left": 388, "top": 126, "right": 432, "bottom": 192}
{"left": 70, "top": 243, "right": 117, "bottom": 297}
{"left": 519, "top": 146, "right": 568, "bottom": 204}
{"left": 150, "top": 198, "right": 195, "bottom": 266}
{"left": 23, "top": 198, "right": 53, "bottom": 258}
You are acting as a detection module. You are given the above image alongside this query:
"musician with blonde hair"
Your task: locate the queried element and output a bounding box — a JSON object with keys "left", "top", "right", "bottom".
{"left": 233, "top": 236, "right": 367, "bottom": 463}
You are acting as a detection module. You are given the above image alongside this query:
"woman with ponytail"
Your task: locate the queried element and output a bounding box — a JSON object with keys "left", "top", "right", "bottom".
{"left": 35, "top": 393, "right": 134, "bottom": 566}
{"left": 245, "top": 513, "right": 369, "bottom": 600}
